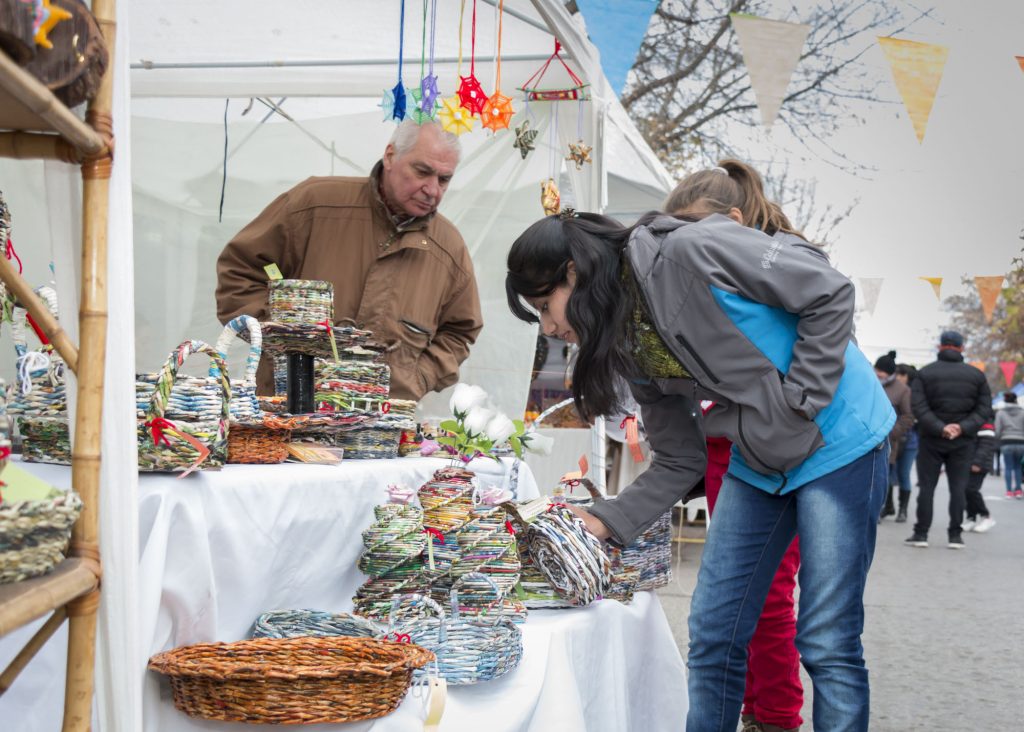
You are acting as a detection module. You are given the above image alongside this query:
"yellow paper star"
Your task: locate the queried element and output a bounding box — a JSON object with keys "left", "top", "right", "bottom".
{"left": 565, "top": 140, "right": 593, "bottom": 170}
{"left": 437, "top": 95, "right": 475, "bottom": 136}
{"left": 35, "top": 0, "right": 73, "bottom": 50}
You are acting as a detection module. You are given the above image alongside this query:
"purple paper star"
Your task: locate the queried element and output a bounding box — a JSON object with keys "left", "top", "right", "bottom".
{"left": 420, "top": 74, "right": 440, "bottom": 114}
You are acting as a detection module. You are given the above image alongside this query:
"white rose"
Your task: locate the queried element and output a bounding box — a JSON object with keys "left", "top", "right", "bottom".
{"left": 463, "top": 406, "right": 495, "bottom": 436}
{"left": 484, "top": 413, "right": 516, "bottom": 444}
{"left": 522, "top": 430, "right": 554, "bottom": 456}
{"left": 450, "top": 383, "right": 488, "bottom": 416}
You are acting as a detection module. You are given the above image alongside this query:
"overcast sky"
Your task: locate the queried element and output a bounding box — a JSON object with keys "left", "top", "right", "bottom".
{"left": 716, "top": 0, "right": 1023, "bottom": 365}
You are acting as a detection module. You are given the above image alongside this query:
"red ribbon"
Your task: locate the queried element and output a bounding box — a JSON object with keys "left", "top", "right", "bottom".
{"left": 0, "top": 445, "right": 11, "bottom": 461}
{"left": 505, "top": 520, "right": 516, "bottom": 536}
{"left": 144, "top": 417, "right": 176, "bottom": 447}
{"left": 385, "top": 632, "right": 411, "bottom": 644}
{"left": 316, "top": 318, "right": 333, "bottom": 334}
{"left": 620, "top": 414, "right": 643, "bottom": 463}
{"left": 423, "top": 527, "right": 446, "bottom": 543}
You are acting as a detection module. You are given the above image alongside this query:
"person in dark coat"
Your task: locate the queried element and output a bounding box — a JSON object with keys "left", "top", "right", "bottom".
{"left": 874, "top": 350, "right": 913, "bottom": 521}
{"left": 906, "top": 330, "right": 992, "bottom": 549}
{"left": 963, "top": 417, "right": 996, "bottom": 533}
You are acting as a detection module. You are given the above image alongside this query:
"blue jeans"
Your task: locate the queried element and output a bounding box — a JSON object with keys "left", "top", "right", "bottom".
{"left": 687, "top": 442, "right": 888, "bottom": 732}
{"left": 1002, "top": 444, "right": 1024, "bottom": 492}
{"left": 892, "top": 443, "right": 918, "bottom": 494}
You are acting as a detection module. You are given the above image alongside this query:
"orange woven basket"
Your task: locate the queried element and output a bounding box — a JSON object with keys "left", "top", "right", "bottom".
{"left": 227, "top": 424, "right": 291, "bottom": 464}
{"left": 147, "top": 636, "right": 434, "bottom": 725}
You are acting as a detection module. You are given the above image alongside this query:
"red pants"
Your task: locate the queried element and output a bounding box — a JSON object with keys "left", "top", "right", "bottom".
{"left": 705, "top": 437, "right": 803, "bottom": 729}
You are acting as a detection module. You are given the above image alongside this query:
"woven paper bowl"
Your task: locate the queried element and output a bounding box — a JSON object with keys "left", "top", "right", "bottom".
{"left": 147, "top": 636, "right": 434, "bottom": 725}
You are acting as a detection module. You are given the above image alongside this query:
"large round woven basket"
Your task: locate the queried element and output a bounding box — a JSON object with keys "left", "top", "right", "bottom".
{"left": 0, "top": 491, "right": 82, "bottom": 584}
{"left": 147, "top": 636, "right": 434, "bottom": 725}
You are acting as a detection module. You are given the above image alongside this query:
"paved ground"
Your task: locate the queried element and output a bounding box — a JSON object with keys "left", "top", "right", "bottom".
{"left": 657, "top": 470, "right": 1024, "bottom": 731}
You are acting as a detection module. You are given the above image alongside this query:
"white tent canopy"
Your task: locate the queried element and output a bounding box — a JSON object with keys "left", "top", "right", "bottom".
{"left": 1, "top": 2, "right": 674, "bottom": 730}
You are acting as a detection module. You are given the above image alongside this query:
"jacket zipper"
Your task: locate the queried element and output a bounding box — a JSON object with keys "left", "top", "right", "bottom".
{"left": 673, "top": 334, "right": 721, "bottom": 384}
{"left": 737, "top": 405, "right": 789, "bottom": 494}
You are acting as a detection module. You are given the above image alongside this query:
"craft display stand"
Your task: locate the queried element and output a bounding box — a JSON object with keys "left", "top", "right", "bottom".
{"left": 0, "top": 1, "right": 115, "bottom": 729}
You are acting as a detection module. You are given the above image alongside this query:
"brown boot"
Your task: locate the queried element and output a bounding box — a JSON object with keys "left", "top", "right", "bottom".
{"left": 740, "top": 715, "right": 762, "bottom": 732}
{"left": 760, "top": 725, "right": 800, "bottom": 732}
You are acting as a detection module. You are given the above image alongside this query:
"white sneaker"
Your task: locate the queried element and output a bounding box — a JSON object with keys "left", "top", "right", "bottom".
{"left": 973, "top": 517, "right": 996, "bottom": 533}
{"left": 961, "top": 518, "right": 977, "bottom": 532}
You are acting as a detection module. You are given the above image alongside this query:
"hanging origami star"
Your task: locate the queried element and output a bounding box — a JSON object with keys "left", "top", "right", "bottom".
{"left": 420, "top": 74, "right": 440, "bottom": 114}
{"left": 481, "top": 92, "right": 515, "bottom": 133}
{"left": 35, "top": 0, "right": 72, "bottom": 50}
{"left": 438, "top": 95, "right": 475, "bottom": 136}
{"left": 391, "top": 81, "right": 407, "bottom": 121}
{"left": 379, "top": 88, "right": 397, "bottom": 121}
{"left": 512, "top": 120, "right": 539, "bottom": 159}
{"left": 565, "top": 140, "right": 593, "bottom": 170}
{"left": 457, "top": 74, "right": 488, "bottom": 116}
{"left": 409, "top": 86, "right": 440, "bottom": 124}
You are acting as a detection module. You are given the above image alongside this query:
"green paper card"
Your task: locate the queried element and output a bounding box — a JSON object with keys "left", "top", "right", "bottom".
{"left": 1, "top": 463, "right": 62, "bottom": 503}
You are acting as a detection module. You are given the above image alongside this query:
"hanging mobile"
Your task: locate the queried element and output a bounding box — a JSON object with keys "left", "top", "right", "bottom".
{"left": 481, "top": 0, "right": 514, "bottom": 133}
{"left": 380, "top": 0, "right": 408, "bottom": 122}
{"left": 414, "top": 0, "right": 441, "bottom": 121}
{"left": 455, "top": 0, "right": 487, "bottom": 116}
{"left": 438, "top": 0, "right": 475, "bottom": 135}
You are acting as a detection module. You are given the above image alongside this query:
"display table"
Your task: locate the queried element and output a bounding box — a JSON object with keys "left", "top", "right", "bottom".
{"left": 1, "top": 456, "right": 687, "bottom": 731}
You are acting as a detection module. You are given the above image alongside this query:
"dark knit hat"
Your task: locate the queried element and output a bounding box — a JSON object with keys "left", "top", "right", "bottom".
{"left": 940, "top": 330, "right": 964, "bottom": 348}
{"left": 874, "top": 350, "right": 897, "bottom": 375}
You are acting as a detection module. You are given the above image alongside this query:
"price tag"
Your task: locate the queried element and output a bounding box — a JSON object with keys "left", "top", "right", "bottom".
{"left": 263, "top": 263, "right": 284, "bottom": 280}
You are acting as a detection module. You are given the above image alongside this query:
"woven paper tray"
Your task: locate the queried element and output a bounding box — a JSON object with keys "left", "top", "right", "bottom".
{"left": 147, "top": 636, "right": 434, "bottom": 725}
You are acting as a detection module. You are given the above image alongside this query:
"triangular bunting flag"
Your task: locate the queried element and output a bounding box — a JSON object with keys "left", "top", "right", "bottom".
{"left": 878, "top": 37, "right": 949, "bottom": 143}
{"left": 969, "top": 360, "right": 986, "bottom": 373}
{"left": 975, "top": 275, "right": 1004, "bottom": 323}
{"left": 730, "top": 14, "right": 811, "bottom": 128}
{"left": 1016, "top": 56, "right": 1024, "bottom": 73}
{"left": 858, "top": 277, "right": 884, "bottom": 316}
{"left": 920, "top": 276, "right": 943, "bottom": 300}
{"left": 1000, "top": 361, "right": 1017, "bottom": 387}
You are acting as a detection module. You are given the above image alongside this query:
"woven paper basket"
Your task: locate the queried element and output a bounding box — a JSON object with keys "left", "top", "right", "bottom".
{"left": 268, "top": 279, "right": 334, "bottom": 325}
{"left": 391, "top": 573, "right": 523, "bottom": 685}
{"left": 17, "top": 415, "right": 72, "bottom": 465}
{"left": 333, "top": 423, "right": 403, "bottom": 459}
{"left": 226, "top": 423, "right": 290, "bottom": 464}
{"left": 0, "top": 490, "right": 82, "bottom": 584}
{"left": 137, "top": 340, "right": 229, "bottom": 473}
{"left": 252, "top": 609, "right": 385, "bottom": 640}
{"left": 147, "top": 636, "right": 433, "bottom": 725}
{"left": 135, "top": 316, "right": 262, "bottom": 423}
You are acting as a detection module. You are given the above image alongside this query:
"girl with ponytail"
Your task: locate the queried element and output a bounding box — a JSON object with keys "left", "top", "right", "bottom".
{"left": 505, "top": 160, "right": 896, "bottom": 732}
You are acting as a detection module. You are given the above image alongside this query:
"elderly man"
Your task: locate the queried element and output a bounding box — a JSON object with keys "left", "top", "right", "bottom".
{"left": 216, "top": 120, "right": 483, "bottom": 400}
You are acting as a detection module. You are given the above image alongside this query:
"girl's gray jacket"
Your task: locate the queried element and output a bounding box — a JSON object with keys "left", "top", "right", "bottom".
{"left": 995, "top": 404, "right": 1024, "bottom": 443}
{"left": 587, "top": 214, "right": 894, "bottom": 546}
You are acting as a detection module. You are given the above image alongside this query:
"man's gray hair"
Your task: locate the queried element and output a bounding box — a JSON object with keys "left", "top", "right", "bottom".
{"left": 388, "top": 119, "right": 461, "bottom": 161}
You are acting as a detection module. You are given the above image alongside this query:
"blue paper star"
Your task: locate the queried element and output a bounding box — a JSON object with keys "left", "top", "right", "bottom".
{"left": 391, "top": 81, "right": 407, "bottom": 121}
{"left": 379, "top": 88, "right": 396, "bottom": 121}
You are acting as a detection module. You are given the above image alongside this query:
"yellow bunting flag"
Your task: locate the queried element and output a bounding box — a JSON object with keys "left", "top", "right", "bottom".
{"left": 975, "top": 275, "right": 1005, "bottom": 323}
{"left": 919, "top": 276, "right": 943, "bottom": 300}
{"left": 969, "top": 361, "right": 986, "bottom": 373}
{"left": 878, "top": 38, "right": 949, "bottom": 143}
{"left": 1000, "top": 361, "right": 1017, "bottom": 387}
{"left": 858, "top": 277, "right": 884, "bottom": 316}
{"left": 730, "top": 14, "right": 811, "bottom": 128}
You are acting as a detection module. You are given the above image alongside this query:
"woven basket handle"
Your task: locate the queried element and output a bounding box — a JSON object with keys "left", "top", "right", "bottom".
{"left": 11, "top": 285, "right": 59, "bottom": 355}
{"left": 147, "top": 340, "right": 230, "bottom": 421}
{"left": 450, "top": 571, "right": 503, "bottom": 626}
{"left": 210, "top": 314, "right": 262, "bottom": 385}
{"left": 388, "top": 593, "right": 447, "bottom": 646}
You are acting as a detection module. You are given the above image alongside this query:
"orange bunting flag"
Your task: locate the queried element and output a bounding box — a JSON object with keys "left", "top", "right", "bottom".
{"left": 969, "top": 361, "right": 986, "bottom": 373}
{"left": 919, "top": 276, "right": 943, "bottom": 300}
{"left": 878, "top": 37, "right": 949, "bottom": 143}
{"left": 1017, "top": 56, "right": 1024, "bottom": 73}
{"left": 975, "top": 275, "right": 1004, "bottom": 323}
{"left": 1000, "top": 361, "right": 1018, "bottom": 387}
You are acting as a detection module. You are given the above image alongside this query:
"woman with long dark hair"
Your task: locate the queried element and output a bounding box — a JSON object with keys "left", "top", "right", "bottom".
{"left": 505, "top": 165, "right": 895, "bottom": 732}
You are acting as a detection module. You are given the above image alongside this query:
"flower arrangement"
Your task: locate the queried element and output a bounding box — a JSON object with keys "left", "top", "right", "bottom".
{"left": 438, "top": 384, "right": 553, "bottom": 464}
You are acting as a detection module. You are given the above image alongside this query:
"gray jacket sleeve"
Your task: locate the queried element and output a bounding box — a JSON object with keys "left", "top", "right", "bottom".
{"left": 587, "top": 379, "right": 707, "bottom": 546}
{"left": 679, "top": 216, "right": 855, "bottom": 420}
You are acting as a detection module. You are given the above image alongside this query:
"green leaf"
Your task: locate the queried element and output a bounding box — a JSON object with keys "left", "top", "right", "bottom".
{"left": 508, "top": 435, "right": 523, "bottom": 458}
{"left": 436, "top": 436, "right": 456, "bottom": 447}
{"left": 439, "top": 419, "right": 460, "bottom": 434}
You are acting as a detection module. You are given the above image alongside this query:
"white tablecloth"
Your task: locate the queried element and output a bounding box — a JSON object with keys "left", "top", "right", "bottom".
{"left": 2, "top": 456, "right": 687, "bottom": 731}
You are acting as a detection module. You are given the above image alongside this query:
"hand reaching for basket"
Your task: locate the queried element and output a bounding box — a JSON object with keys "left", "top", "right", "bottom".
{"left": 565, "top": 504, "right": 611, "bottom": 541}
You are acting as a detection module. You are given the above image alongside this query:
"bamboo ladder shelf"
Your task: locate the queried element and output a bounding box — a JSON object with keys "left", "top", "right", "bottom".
{"left": 0, "top": 1, "right": 114, "bottom": 729}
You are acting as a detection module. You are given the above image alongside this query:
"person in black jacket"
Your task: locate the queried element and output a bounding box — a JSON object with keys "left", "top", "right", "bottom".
{"left": 963, "top": 418, "right": 996, "bottom": 533}
{"left": 906, "top": 330, "right": 992, "bottom": 549}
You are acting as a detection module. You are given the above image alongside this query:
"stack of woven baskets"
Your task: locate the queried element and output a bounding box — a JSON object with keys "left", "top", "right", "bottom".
{"left": 10, "top": 288, "right": 71, "bottom": 466}
{"left": 352, "top": 500, "right": 430, "bottom": 622}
